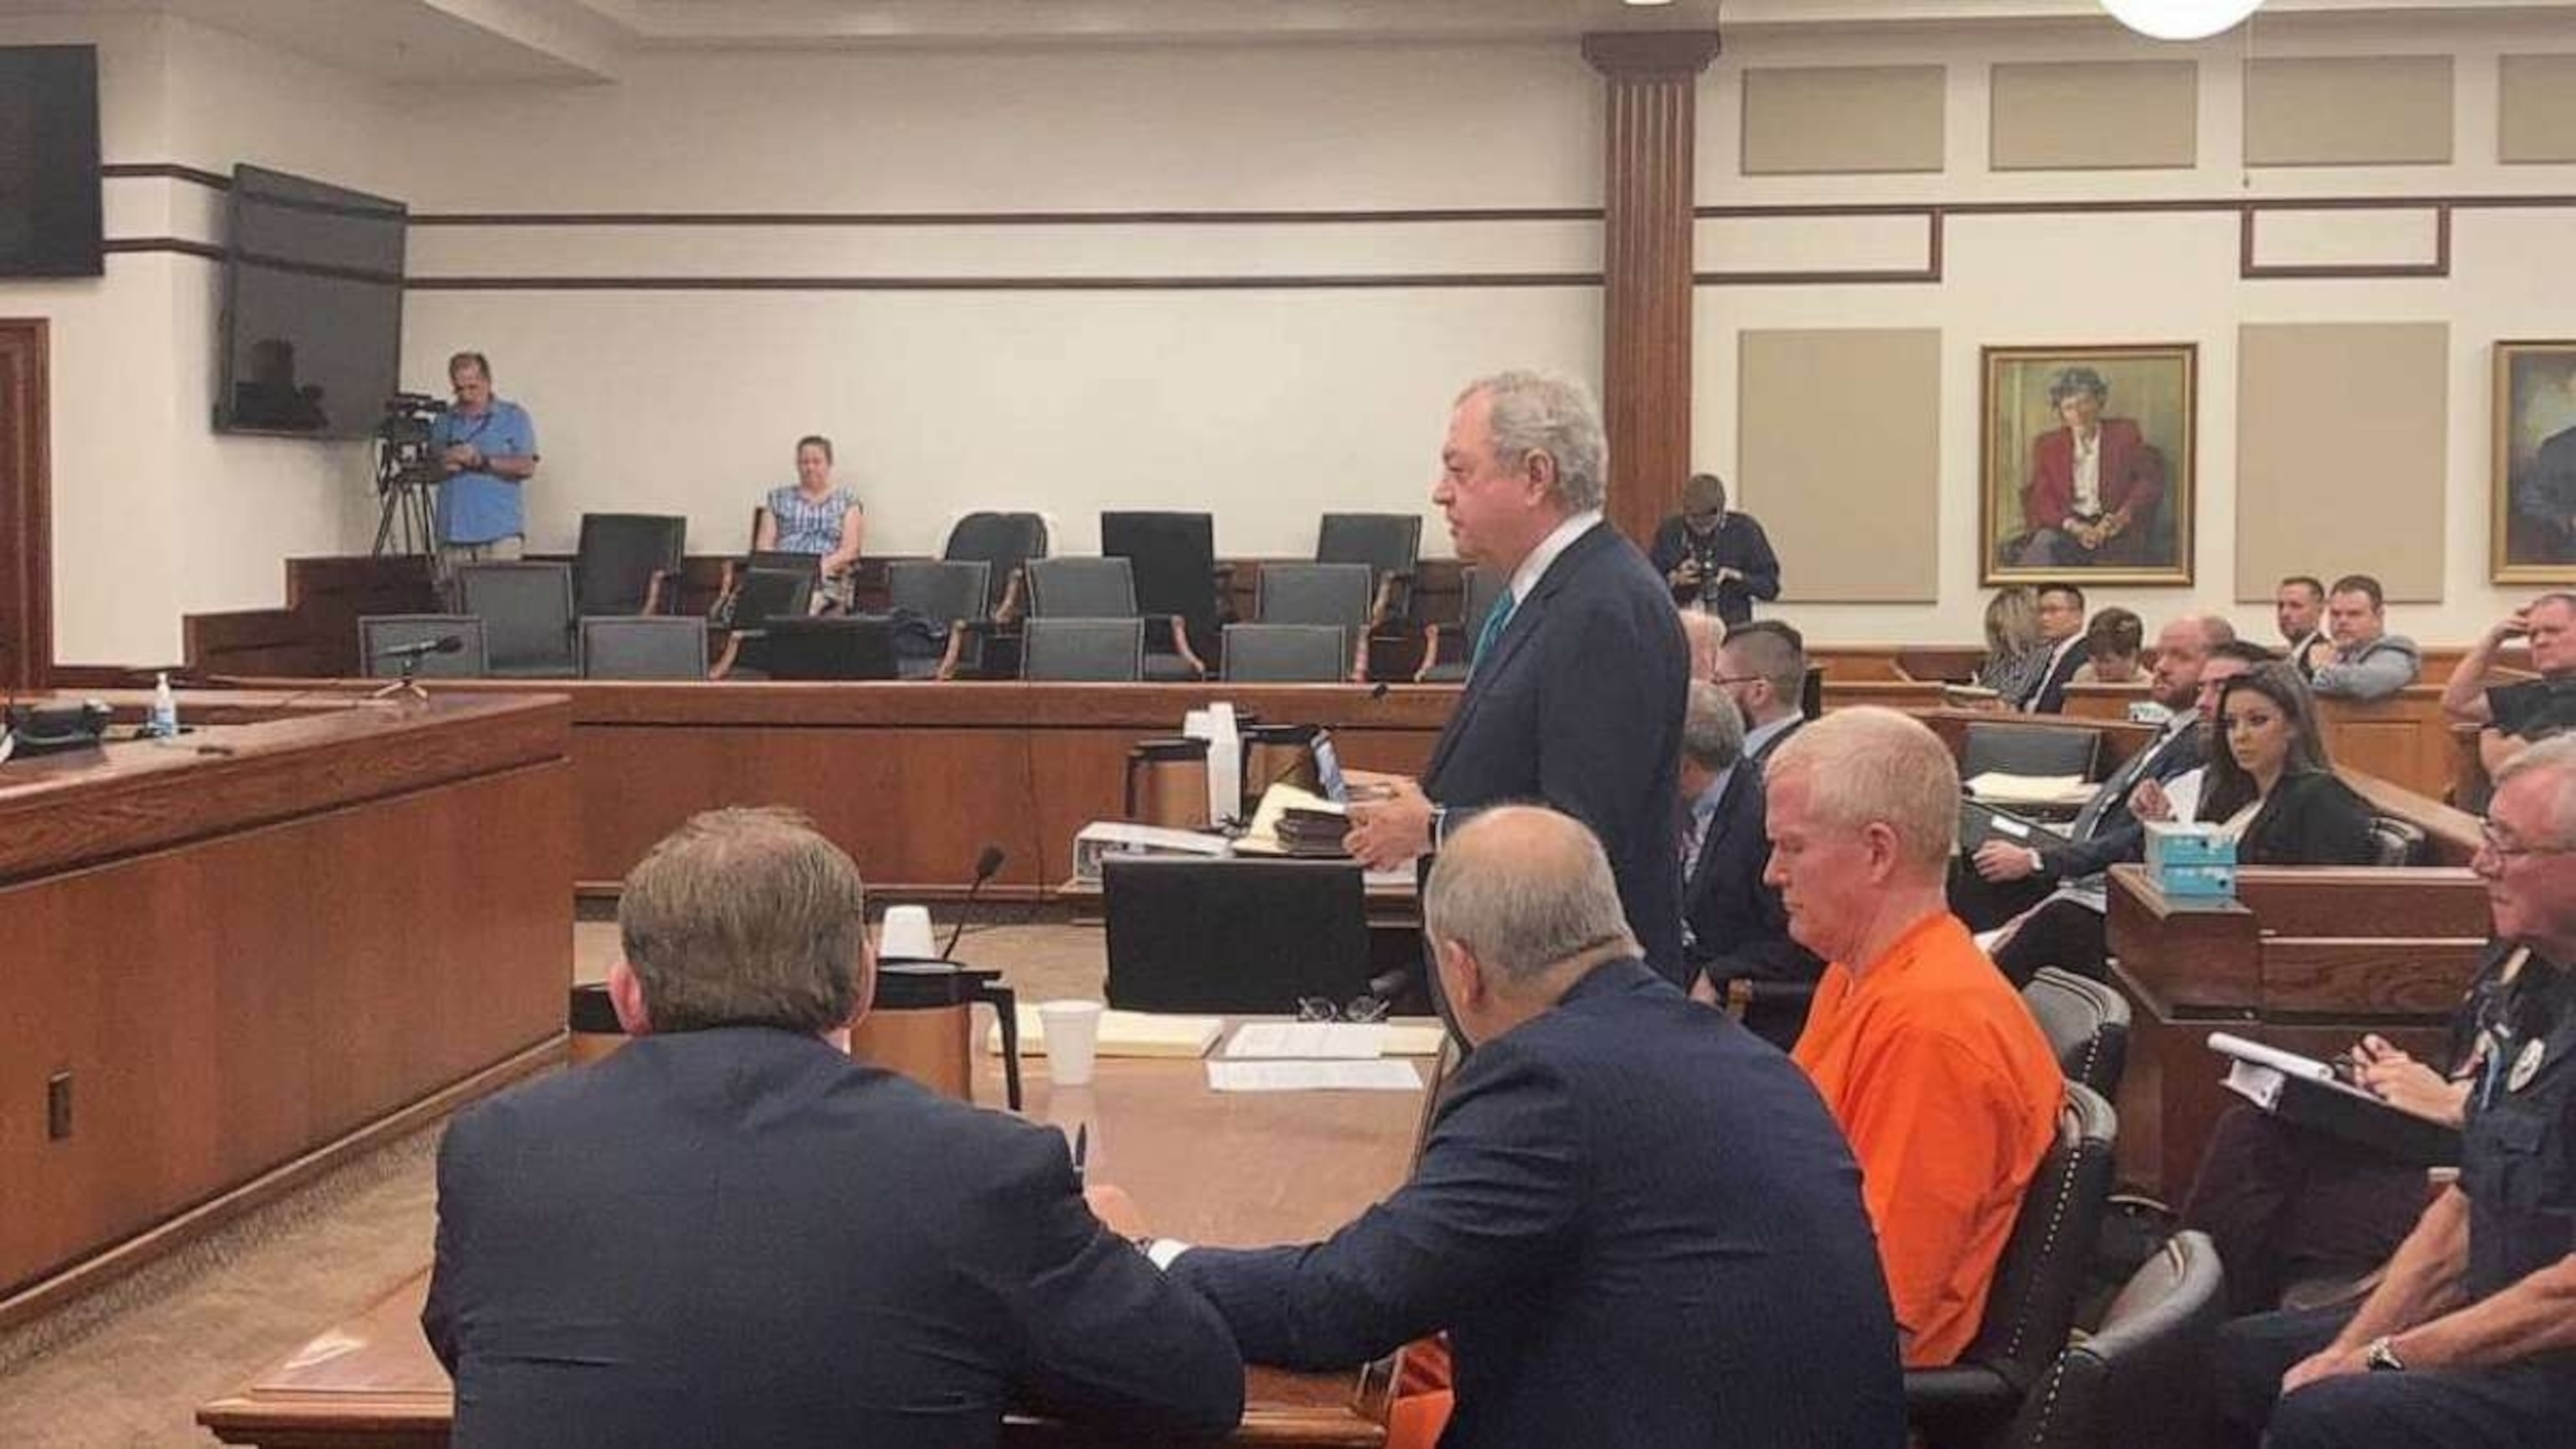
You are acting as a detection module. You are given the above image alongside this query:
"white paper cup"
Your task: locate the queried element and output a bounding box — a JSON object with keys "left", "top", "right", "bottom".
{"left": 1038, "top": 1000, "right": 1107, "bottom": 1087}
{"left": 880, "top": 904, "right": 937, "bottom": 960}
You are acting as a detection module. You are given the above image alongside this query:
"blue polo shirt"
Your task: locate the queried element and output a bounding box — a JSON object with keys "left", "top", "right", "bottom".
{"left": 430, "top": 400, "right": 538, "bottom": 544}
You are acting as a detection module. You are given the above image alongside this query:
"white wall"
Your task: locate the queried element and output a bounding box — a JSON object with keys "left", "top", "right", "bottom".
{"left": 0, "top": 11, "right": 399, "bottom": 663}
{"left": 392, "top": 43, "right": 1605, "bottom": 559}
{"left": 1690, "top": 14, "right": 2576, "bottom": 647}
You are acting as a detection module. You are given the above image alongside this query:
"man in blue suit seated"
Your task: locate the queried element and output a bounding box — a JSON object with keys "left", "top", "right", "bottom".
{"left": 1677, "top": 679, "right": 1824, "bottom": 1047}
{"left": 1148, "top": 806, "right": 1906, "bottom": 1448}
{"left": 421, "top": 807, "right": 1244, "bottom": 1449}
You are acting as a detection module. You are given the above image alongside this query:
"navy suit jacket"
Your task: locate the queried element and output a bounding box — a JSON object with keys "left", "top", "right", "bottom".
{"left": 2033, "top": 722, "right": 2206, "bottom": 884}
{"left": 1424, "top": 522, "right": 1692, "bottom": 979}
{"left": 2024, "top": 638, "right": 2092, "bottom": 714}
{"left": 1170, "top": 961, "right": 1905, "bottom": 1449}
{"left": 423, "top": 1027, "right": 1244, "bottom": 1449}
{"left": 1683, "top": 765, "right": 1822, "bottom": 989}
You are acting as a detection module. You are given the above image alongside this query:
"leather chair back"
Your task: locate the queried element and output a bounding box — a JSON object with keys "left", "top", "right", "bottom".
{"left": 2005, "top": 1232, "right": 2226, "bottom": 1449}
{"left": 455, "top": 562, "right": 580, "bottom": 677}
{"left": 1223, "top": 624, "right": 1348, "bottom": 683}
{"left": 1259, "top": 562, "right": 1373, "bottom": 631}
{"left": 357, "top": 615, "right": 486, "bottom": 678}
{"left": 2369, "top": 815, "right": 2428, "bottom": 867}
{"left": 2021, "top": 968, "right": 2131, "bottom": 1097}
{"left": 1021, "top": 617, "right": 1144, "bottom": 681}
{"left": 1963, "top": 722, "right": 2103, "bottom": 782}
{"left": 579, "top": 615, "right": 708, "bottom": 680}
{"left": 1025, "top": 557, "right": 1140, "bottom": 619}
{"left": 943, "top": 511, "right": 1050, "bottom": 614}
{"left": 574, "top": 512, "right": 686, "bottom": 615}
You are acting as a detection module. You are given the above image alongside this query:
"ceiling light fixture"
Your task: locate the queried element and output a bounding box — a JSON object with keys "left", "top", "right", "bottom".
{"left": 2099, "top": 0, "right": 2264, "bottom": 41}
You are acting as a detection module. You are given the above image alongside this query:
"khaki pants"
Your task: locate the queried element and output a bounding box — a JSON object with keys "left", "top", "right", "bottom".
{"left": 439, "top": 536, "right": 525, "bottom": 607}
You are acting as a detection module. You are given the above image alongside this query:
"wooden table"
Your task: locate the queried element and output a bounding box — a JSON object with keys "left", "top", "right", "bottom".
{"left": 0, "top": 692, "right": 573, "bottom": 1327}
{"left": 199, "top": 1038, "right": 1427, "bottom": 1447}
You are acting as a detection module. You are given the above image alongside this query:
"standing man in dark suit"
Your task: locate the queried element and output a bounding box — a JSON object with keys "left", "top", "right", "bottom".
{"left": 2023, "top": 581, "right": 2092, "bottom": 714}
{"left": 1149, "top": 808, "right": 1904, "bottom": 1448}
{"left": 1344, "top": 371, "right": 1691, "bottom": 981}
{"left": 422, "top": 808, "right": 1244, "bottom": 1449}
{"left": 1677, "top": 681, "right": 1822, "bottom": 1046}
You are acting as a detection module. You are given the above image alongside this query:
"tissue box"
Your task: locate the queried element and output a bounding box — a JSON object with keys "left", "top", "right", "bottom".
{"left": 2146, "top": 821, "right": 2236, "bottom": 901}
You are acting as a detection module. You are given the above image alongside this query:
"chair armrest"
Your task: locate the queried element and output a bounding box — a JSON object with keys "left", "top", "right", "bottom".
{"left": 1161, "top": 615, "right": 1209, "bottom": 680}
{"left": 1903, "top": 1363, "right": 2019, "bottom": 1426}
{"left": 933, "top": 621, "right": 969, "bottom": 683}
{"left": 1367, "top": 572, "right": 1405, "bottom": 631}
{"left": 1350, "top": 627, "right": 1372, "bottom": 686}
{"left": 641, "top": 569, "right": 675, "bottom": 617}
{"left": 1414, "top": 623, "right": 1448, "bottom": 683}
{"left": 709, "top": 632, "right": 745, "bottom": 680}
{"left": 994, "top": 568, "right": 1028, "bottom": 626}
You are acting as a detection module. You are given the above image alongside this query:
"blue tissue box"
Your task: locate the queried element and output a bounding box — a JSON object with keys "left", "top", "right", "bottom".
{"left": 2146, "top": 822, "right": 2236, "bottom": 901}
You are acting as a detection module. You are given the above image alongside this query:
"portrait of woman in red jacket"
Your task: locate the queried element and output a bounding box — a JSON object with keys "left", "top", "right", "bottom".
{"left": 1984, "top": 346, "right": 2196, "bottom": 584}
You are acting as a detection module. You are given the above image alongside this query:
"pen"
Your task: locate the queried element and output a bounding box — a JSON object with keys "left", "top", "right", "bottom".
{"left": 1072, "top": 1123, "right": 1088, "bottom": 1186}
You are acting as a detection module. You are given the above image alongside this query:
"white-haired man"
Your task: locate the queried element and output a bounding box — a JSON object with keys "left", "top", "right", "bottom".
{"left": 1345, "top": 371, "right": 1692, "bottom": 984}
{"left": 1766, "top": 708, "right": 2063, "bottom": 1368}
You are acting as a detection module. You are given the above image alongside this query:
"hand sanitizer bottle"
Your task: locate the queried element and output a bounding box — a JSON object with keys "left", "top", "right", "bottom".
{"left": 150, "top": 672, "right": 179, "bottom": 744}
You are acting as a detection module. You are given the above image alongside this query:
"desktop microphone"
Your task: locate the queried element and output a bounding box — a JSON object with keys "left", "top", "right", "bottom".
{"left": 375, "top": 635, "right": 464, "bottom": 662}
{"left": 942, "top": 844, "right": 1008, "bottom": 959}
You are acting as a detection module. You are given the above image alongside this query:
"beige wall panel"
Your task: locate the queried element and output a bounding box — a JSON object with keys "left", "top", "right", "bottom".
{"left": 1741, "top": 66, "right": 1946, "bottom": 175}
{"left": 2246, "top": 206, "right": 2444, "bottom": 270}
{"left": 1693, "top": 213, "right": 1935, "bottom": 278}
{"left": 2236, "top": 323, "right": 2449, "bottom": 603}
{"left": 1990, "top": 61, "right": 2196, "bottom": 171}
{"left": 2500, "top": 54, "right": 2576, "bottom": 164}
{"left": 2245, "top": 56, "right": 2453, "bottom": 168}
{"left": 1737, "top": 330, "right": 1943, "bottom": 602}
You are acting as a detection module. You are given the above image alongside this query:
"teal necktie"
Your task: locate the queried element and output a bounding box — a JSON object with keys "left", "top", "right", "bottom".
{"left": 1468, "top": 588, "right": 1517, "bottom": 676}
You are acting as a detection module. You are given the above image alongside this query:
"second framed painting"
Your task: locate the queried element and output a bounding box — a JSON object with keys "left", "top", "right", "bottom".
{"left": 1981, "top": 343, "right": 2197, "bottom": 586}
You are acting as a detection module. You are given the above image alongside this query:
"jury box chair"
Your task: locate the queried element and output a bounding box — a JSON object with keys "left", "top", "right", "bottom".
{"left": 453, "top": 562, "right": 579, "bottom": 678}
{"left": 357, "top": 615, "right": 487, "bottom": 678}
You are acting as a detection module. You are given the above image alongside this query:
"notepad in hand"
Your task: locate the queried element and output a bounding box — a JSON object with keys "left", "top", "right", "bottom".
{"left": 988, "top": 1009, "right": 1223, "bottom": 1059}
{"left": 2208, "top": 1032, "right": 2461, "bottom": 1168}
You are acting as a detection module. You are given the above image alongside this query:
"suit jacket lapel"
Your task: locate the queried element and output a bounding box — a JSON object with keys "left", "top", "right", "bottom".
{"left": 1688, "top": 767, "right": 1755, "bottom": 907}
{"left": 1427, "top": 522, "right": 1610, "bottom": 784}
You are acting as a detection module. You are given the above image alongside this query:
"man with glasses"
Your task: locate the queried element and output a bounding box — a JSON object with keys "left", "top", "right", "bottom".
{"left": 1649, "top": 471, "right": 1781, "bottom": 627}
{"left": 1711, "top": 620, "right": 1810, "bottom": 770}
{"left": 2023, "top": 581, "right": 2092, "bottom": 714}
{"left": 1135, "top": 807, "right": 1904, "bottom": 1447}
{"left": 2212, "top": 736, "right": 2576, "bottom": 1447}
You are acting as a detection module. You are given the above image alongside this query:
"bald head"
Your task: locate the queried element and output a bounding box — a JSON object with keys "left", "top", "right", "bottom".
{"left": 1424, "top": 806, "right": 1635, "bottom": 989}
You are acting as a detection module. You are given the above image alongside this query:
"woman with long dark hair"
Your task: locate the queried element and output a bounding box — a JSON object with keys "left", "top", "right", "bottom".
{"left": 2195, "top": 662, "right": 2378, "bottom": 865}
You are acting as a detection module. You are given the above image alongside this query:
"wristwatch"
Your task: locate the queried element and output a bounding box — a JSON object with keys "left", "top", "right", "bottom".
{"left": 2363, "top": 1336, "right": 2407, "bottom": 1372}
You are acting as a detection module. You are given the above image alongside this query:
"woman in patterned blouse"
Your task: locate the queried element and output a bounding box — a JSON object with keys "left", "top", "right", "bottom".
{"left": 755, "top": 434, "right": 866, "bottom": 611}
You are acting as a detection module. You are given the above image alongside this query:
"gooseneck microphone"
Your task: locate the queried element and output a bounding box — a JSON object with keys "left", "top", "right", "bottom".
{"left": 942, "top": 844, "right": 1008, "bottom": 959}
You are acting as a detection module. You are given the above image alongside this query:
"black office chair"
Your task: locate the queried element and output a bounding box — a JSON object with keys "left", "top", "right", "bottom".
{"left": 579, "top": 615, "right": 708, "bottom": 680}
{"left": 1963, "top": 722, "right": 2104, "bottom": 782}
{"left": 1102, "top": 857, "right": 1374, "bottom": 1013}
{"left": 1317, "top": 512, "right": 1422, "bottom": 630}
{"left": 1100, "top": 512, "right": 1221, "bottom": 681}
{"left": 2003, "top": 1232, "right": 2226, "bottom": 1449}
{"left": 1026, "top": 557, "right": 1205, "bottom": 679}
{"left": 1416, "top": 565, "right": 1507, "bottom": 683}
{"left": 1021, "top": 617, "right": 1145, "bottom": 682}
{"left": 2369, "top": 815, "right": 2428, "bottom": 867}
{"left": 2022, "top": 967, "right": 2132, "bottom": 1098}
{"left": 1223, "top": 624, "right": 1349, "bottom": 683}
{"left": 886, "top": 558, "right": 992, "bottom": 680}
{"left": 1258, "top": 562, "right": 1373, "bottom": 681}
{"left": 454, "top": 562, "right": 579, "bottom": 678}
{"left": 1906, "top": 1082, "right": 2120, "bottom": 1449}
{"left": 573, "top": 512, "right": 686, "bottom": 615}
{"left": 762, "top": 616, "right": 900, "bottom": 681}
{"left": 709, "top": 566, "right": 818, "bottom": 679}
{"left": 943, "top": 511, "right": 1050, "bottom": 620}
{"left": 357, "top": 615, "right": 486, "bottom": 678}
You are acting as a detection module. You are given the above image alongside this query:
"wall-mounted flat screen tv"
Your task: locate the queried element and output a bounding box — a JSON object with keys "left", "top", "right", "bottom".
{"left": 0, "top": 45, "right": 104, "bottom": 278}
{"left": 216, "top": 165, "right": 406, "bottom": 439}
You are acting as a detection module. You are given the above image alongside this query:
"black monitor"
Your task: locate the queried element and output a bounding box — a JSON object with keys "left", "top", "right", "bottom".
{"left": 1101, "top": 858, "right": 1373, "bottom": 1014}
{"left": 0, "top": 47, "right": 102, "bottom": 278}
{"left": 216, "top": 165, "right": 406, "bottom": 439}
{"left": 762, "top": 615, "right": 898, "bottom": 681}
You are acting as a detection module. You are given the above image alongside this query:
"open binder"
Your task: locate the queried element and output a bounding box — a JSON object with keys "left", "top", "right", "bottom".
{"left": 2209, "top": 1032, "right": 2461, "bottom": 1169}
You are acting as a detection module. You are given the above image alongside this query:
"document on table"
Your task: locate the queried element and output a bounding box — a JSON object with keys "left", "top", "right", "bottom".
{"left": 1207, "top": 1059, "right": 1424, "bottom": 1093}
{"left": 1227, "top": 1022, "right": 1387, "bottom": 1059}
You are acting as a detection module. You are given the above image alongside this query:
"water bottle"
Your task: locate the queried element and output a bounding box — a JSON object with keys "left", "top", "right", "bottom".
{"left": 149, "top": 672, "right": 179, "bottom": 744}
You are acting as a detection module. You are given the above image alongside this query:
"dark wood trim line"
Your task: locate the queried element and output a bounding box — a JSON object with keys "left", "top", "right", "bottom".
{"left": 412, "top": 206, "right": 1605, "bottom": 227}
{"left": 99, "top": 162, "right": 231, "bottom": 191}
{"left": 2239, "top": 201, "right": 2454, "bottom": 280}
{"left": 101, "top": 237, "right": 226, "bottom": 262}
{"left": 405, "top": 272, "right": 1604, "bottom": 293}
{"left": 0, "top": 1035, "right": 563, "bottom": 1336}
{"left": 1697, "top": 193, "right": 2576, "bottom": 218}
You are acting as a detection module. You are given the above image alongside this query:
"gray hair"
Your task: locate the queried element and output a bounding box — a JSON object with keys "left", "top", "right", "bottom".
{"left": 2048, "top": 366, "right": 2107, "bottom": 408}
{"left": 1423, "top": 806, "right": 1634, "bottom": 985}
{"left": 2493, "top": 735, "right": 2576, "bottom": 848}
{"left": 1766, "top": 707, "right": 1960, "bottom": 875}
{"left": 618, "top": 807, "right": 866, "bottom": 1036}
{"left": 1458, "top": 371, "right": 1608, "bottom": 513}
{"left": 1683, "top": 680, "right": 1748, "bottom": 771}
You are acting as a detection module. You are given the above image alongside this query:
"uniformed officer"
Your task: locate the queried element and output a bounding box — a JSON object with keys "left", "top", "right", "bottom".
{"left": 2211, "top": 735, "right": 2576, "bottom": 1446}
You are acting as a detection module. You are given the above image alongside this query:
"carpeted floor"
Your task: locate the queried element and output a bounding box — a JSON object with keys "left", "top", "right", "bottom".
{"left": 0, "top": 917, "right": 1109, "bottom": 1448}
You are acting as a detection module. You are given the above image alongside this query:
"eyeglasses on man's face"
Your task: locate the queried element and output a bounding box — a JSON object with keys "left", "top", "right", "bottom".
{"left": 2478, "top": 818, "right": 2574, "bottom": 862}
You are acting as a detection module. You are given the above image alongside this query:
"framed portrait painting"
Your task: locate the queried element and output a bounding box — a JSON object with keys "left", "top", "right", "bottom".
{"left": 1981, "top": 344, "right": 2197, "bottom": 586}
{"left": 2493, "top": 340, "right": 2576, "bottom": 584}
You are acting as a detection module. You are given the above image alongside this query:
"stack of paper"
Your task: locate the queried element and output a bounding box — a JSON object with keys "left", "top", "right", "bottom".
{"left": 987, "top": 1009, "right": 1223, "bottom": 1059}
{"left": 1207, "top": 1059, "right": 1423, "bottom": 1093}
{"left": 1966, "top": 771, "right": 2095, "bottom": 808}
{"left": 1223, "top": 1021, "right": 1452, "bottom": 1059}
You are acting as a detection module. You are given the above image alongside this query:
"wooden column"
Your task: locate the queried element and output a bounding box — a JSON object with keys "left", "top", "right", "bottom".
{"left": 1582, "top": 30, "right": 1722, "bottom": 545}
{"left": 0, "top": 320, "right": 50, "bottom": 690}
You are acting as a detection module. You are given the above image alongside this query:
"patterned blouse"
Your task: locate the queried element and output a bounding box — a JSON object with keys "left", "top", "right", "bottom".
{"left": 766, "top": 486, "right": 862, "bottom": 557}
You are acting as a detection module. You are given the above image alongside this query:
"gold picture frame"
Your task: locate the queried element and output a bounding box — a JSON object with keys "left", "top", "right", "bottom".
{"left": 2492, "top": 340, "right": 2576, "bottom": 584}
{"left": 1980, "top": 344, "right": 2197, "bottom": 586}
